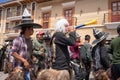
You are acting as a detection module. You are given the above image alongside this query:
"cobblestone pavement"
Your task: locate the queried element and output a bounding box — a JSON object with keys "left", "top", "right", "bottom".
{"left": 0, "top": 72, "right": 8, "bottom": 80}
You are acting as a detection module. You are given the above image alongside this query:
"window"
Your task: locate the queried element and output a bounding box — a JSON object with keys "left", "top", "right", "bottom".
{"left": 32, "top": 3, "right": 35, "bottom": 11}
{"left": 64, "top": 8, "right": 73, "bottom": 26}
{"left": 5, "top": 23, "right": 9, "bottom": 33}
{"left": 42, "top": 12, "right": 50, "bottom": 28}
{"left": 111, "top": 1, "right": 120, "bottom": 22}
{"left": 17, "top": 6, "right": 21, "bottom": 16}
{"left": 15, "top": 21, "right": 19, "bottom": 33}
{"left": 7, "top": 8, "right": 11, "bottom": 17}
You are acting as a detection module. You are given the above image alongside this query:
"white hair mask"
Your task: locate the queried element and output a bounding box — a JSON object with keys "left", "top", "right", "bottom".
{"left": 54, "top": 19, "right": 69, "bottom": 33}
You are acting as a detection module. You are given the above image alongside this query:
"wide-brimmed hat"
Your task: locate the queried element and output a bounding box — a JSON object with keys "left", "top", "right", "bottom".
{"left": 13, "top": 8, "right": 42, "bottom": 29}
{"left": 92, "top": 28, "right": 109, "bottom": 44}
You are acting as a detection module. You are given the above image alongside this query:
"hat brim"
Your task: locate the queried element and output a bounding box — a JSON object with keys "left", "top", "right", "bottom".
{"left": 13, "top": 23, "right": 42, "bottom": 29}
{"left": 92, "top": 33, "right": 109, "bottom": 45}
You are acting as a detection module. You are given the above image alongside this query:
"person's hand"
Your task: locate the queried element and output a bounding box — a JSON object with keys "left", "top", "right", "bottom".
{"left": 40, "top": 46, "right": 45, "bottom": 53}
{"left": 68, "top": 26, "right": 74, "bottom": 32}
{"left": 23, "top": 60, "right": 30, "bottom": 69}
{"left": 32, "top": 56, "right": 38, "bottom": 63}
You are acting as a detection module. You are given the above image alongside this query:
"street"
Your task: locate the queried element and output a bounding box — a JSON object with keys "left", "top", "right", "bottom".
{"left": 0, "top": 72, "right": 8, "bottom": 80}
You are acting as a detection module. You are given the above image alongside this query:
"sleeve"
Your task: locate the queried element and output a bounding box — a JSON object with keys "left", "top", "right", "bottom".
{"left": 11, "top": 37, "right": 21, "bottom": 54}
{"left": 107, "top": 43, "right": 113, "bottom": 54}
{"left": 91, "top": 46, "right": 95, "bottom": 61}
{"left": 100, "top": 46, "right": 110, "bottom": 69}
{"left": 55, "top": 31, "right": 76, "bottom": 46}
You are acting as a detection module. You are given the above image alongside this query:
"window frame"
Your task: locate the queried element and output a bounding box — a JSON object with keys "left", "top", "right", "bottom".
{"left": 42, "top": 12, "right": 51, "bottom": 28}
{"left": 6, "top": 8, "right": 11, "bottom": 17}
{"left": 63, "top": 8, "right": 74, "bottom": 26}
{"left": 16, "top": 6, "right": 21, "bottom": 16}
{"left": 109, "top": 0, "right": 120, "bottom": 22}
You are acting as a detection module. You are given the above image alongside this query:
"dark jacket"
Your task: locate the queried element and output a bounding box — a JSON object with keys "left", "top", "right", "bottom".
{"left": 92, "top": 43, "right": 110, "bottom": 71}
{"left": 109, "top": 36, "right": 120, "bottom": 64}
{"left": 51, "top": 31, "right": 76, "bottom": 70}
{"left": 80, "top": 42, "right": 92, "bottom": 63}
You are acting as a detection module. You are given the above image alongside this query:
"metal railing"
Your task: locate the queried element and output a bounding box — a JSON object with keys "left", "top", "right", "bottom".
{"left": 6, "top": 10, "right": 23, "bottom": 17}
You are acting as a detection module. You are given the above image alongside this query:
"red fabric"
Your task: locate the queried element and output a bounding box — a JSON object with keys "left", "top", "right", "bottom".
{"left": 70, "top": 42, "right": 81, "bottom": 59}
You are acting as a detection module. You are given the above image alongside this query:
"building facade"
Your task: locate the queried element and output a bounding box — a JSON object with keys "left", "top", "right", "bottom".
{"left": 0, "top": 0, "right": 120, "bottom": 44}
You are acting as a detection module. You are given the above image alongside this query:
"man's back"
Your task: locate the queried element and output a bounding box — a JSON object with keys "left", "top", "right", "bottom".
{"left": 80, "top": 42, "right": 92, "bottom": 63}
{"left": 110, "top": 36, "right": 120, "bottom": 64}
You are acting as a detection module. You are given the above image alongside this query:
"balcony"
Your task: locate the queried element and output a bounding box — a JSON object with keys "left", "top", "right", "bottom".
{"left": 7, "top": 10, "right": 23, "bottom": 21}
{"left": 103, "top": 13, "right": 120, "bottom": 29}
{"left": 5, "top": 27, "right": 19, "bottom": 33}
{"left": 19, "top": 0, "right": 52, "bottom": 3}
{"left": 104, "top": 22, "right": 120, "bottom": 29}
{"left": 5, "top": 33, "right": 19, "bottom": 38}
{"left": 0, "top": 0, "right": 20, "bottom": 8}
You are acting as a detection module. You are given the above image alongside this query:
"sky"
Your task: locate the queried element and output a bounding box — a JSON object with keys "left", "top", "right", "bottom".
{"left": 0, "top": 0, "right": 11, "bottom": 3}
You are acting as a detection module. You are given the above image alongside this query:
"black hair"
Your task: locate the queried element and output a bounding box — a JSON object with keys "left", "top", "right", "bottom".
{"left": 85, "top": 34, "right": 91, "bottom": 40}
{"left": 117, "top": 25, "right": 120, "bottom": 35}
{"left": 20, "top": 26, "right": 31, "bottom": 35}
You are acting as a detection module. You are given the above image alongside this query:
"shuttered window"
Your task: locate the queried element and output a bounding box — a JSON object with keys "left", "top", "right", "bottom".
{"left": 42, "top": 12, "right": 50, "bottom": 28}
{"left": 111, "top": 1, "right": 120, "bottom": 22}
{"left": 64, "top": 8, "right": 73, "bottom": 26}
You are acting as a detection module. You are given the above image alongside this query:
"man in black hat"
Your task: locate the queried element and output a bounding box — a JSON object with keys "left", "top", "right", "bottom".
{"left": 11, "top": 8, "right": 42, "bottom": 80}
{"left": 92, "top": 28, "right": 110, "bottom": 73}
{"left": 109, "top": 25, "right": 120, "bottom": 80}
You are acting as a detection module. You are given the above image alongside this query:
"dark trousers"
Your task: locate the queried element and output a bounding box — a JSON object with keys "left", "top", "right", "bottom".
{"left": 72, "top": 59, "right": 86, "bottom": 80}
{"left": 111, "top": 64, "right": 120, "bottom": 80}
{"left": 84, "top": 62, "right": 91, "bottom": 80}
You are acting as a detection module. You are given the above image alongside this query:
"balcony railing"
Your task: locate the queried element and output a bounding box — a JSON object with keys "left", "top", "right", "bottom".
{"left": 6, "top": 10, "right": 25, "bottom": 21}
{"left": 7, "top": 10, "right": 23, "bottom": 18}
{"left": 5, "top": 27, "right": 19, "bottom": 33}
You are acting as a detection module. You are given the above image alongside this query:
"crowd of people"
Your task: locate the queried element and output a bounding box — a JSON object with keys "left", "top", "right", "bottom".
{"left": 0, "top": 8, "right": 120, "bottom": 80}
